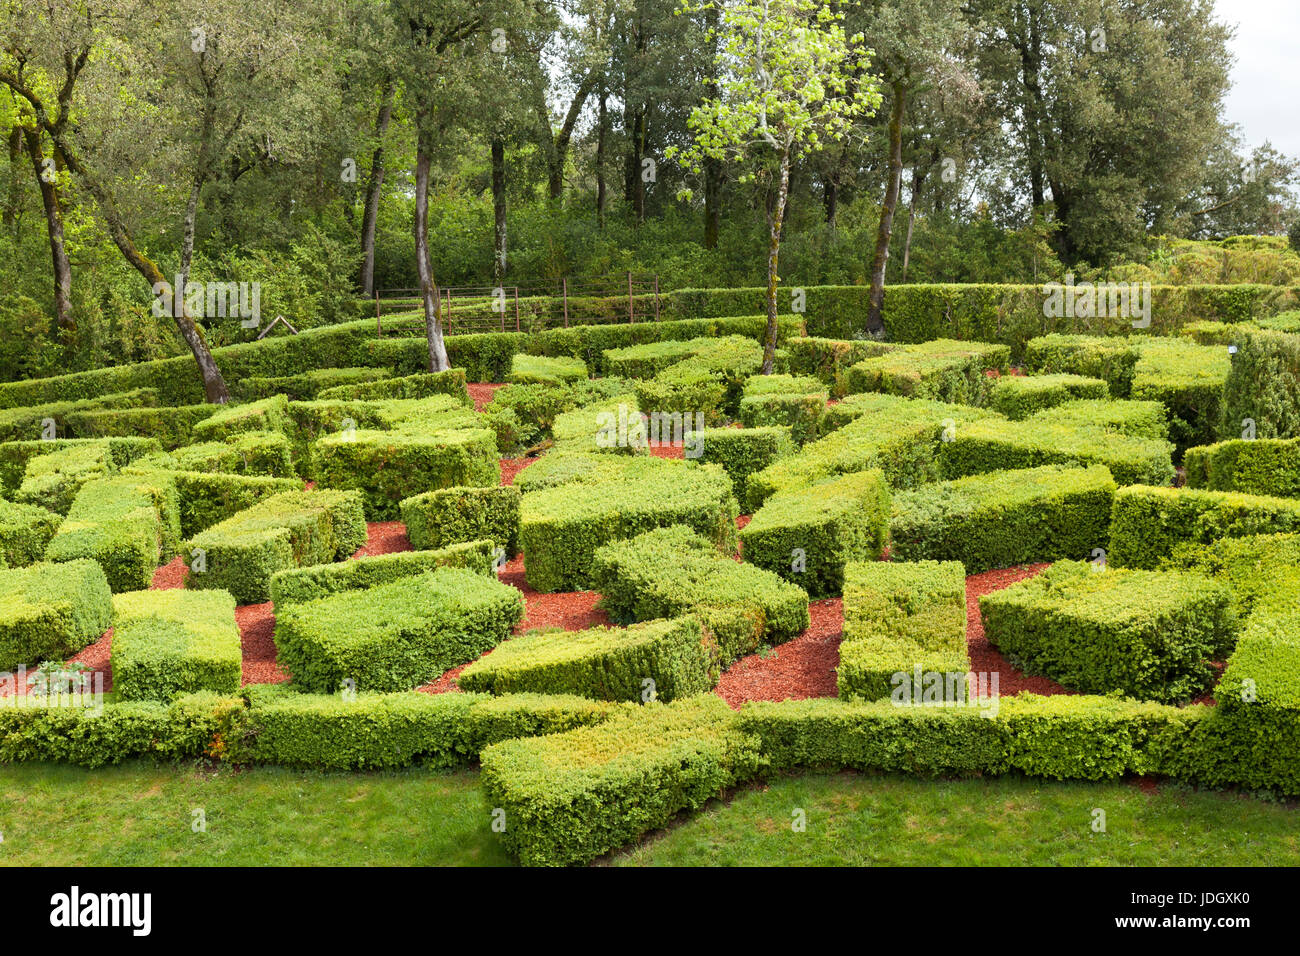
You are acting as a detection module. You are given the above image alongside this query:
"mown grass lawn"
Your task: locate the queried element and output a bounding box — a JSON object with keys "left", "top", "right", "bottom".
{"left": 2, "top": 763, "right": 1296, "bottom": 866}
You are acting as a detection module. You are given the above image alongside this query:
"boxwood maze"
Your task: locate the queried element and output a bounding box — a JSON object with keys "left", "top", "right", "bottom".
{"left": 3, "top": 314, "right": 1300, "bottom": 866}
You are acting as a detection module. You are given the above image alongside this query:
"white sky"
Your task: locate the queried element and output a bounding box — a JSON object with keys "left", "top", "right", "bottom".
{"left": 1218, "top": 0, "right": 1300, "bottom": 157}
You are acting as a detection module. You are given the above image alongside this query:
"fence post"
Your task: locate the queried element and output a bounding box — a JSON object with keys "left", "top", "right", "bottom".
{"left": 628, "top": 271, "right": 634, "bottom": 323}
{"left": 563, "top": 277, "right": 569, "bottom": 328}
{"left": 653, "top": 275, "right": 660, "bottom": 320}
{"left": 375, "top": 290, "right": 382, "bottom": 337}
{"left": 514, "top": 287, "right": 520, "bottom": 332}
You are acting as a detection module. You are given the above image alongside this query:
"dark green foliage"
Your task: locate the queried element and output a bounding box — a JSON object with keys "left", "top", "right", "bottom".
{"left": 0, "top": 559, "right": 112, "bottom": 671}
{"left": 269, "top": 540, "right": 497, "bottom": 606}
{"left": 111, "top": 589, "right": 242, "bottom": 701}
{"left": 400, "top": 485, "right": 520, "bottom": 557}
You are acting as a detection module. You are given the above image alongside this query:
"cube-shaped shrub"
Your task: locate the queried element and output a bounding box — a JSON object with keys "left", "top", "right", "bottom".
{"left": 1031, "top": 398, "right": 1170, "bottom": 441}
{"left": 0, "top": 498, "right": 61, "bottom": 567}
{"left": 890, "top": 464, "right": 1117, "bottom": 573}
{"left": 45, "top": 473, "right": 181, "bottom": 592}
{"left": 739, "top": 469, "right": 891, "bottom": 597}
{"left": 938, "top": 415, "right": 1174, "bottom": 486}
{"left": 316, "top": 368, "right": 471, "bottom": 404}
{"left": 110, "top": 589, "right": 242, "bottom": 701}
{"left": 987, "top": 373, "right": 1108, "bottom": 420}
{"left": 168, "top": 431, "right": 295, "bottom": 477}
{"left": 458, "top": 617, "right": 714, "bottom": 702}
{"left": 184, "top": 489, "right": 366, "bottom": 603}
{"left": 738, "top": 374, "right": 828, "bottom": 444}
{"left": 696, "top": 426, "right": 795, "bottom": 510}
{"left": 979, "top": 560, "right": 1237, "bottom": 702}
{"left": 274, "top": 567, "right": 524, "bottom": 692}
{"left": 1184, "top": 437, "right": 1300, "bottom": 498}
{"left": 125, "top": 467, "right": 303, "bottom": 538}
{"left": 591, "top": 525, "right": 810, "bottom": 664}
{"left": 551, "top": 392, "right": 650, "bottom": 455}
{"left": 844, "top": 339, "right": 1010, "bottom": 405}
{"left": 520, "top": 458, "right": 738, "bottom": 592}
{"left": 1108, "top": 484, "right": 1300, "bottom": 569}
{"left": 784, "top": 337, "right": 895, "bottom": 397}
{"left": 1220, "top": 328, "right": 1300, "bottom": 440}
{"left": 747, "top": 394, "right": 998, "bottom": 507}
{"left": 479, "top": 696, "right": 761, "bottom": 866}
{"left": 314, "top": 427, "right": 498, "bottom": 519}
{"left": 269, "top": 539, "right": 496, "bottom": 607}
{"left": 63, "top": 405, "right": 218, "bottom": 450}
{"left": 633, "top": 336, "right": 762, "bottom": 423}
{"left": 508, "top": 354, "right": 588, "bottom": 385}
{"left": 400, "top": 485, "right": 520, "bottom": 557}
{"left": 837, "top": 560, "right": 968, "bottom": 702}
{"left": 0, "top": 559, "right": 112, "bottom": 671}
{"left": 14, "top": 442, "right": 116, "bottom": 514}
{"left": 1130, "top": 337, "right": 1229, "bottom": 451}
{"left": 1023, "top": 334, "right": 1140, "bottom": 396}
{"left": 191, "top": 394, "right": 292, "bottom": 442}
{"left": 602, "top": 339, "right": 708, "bottom": 379}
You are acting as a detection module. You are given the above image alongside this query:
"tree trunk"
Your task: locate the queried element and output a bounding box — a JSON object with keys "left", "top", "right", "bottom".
{"left": 541, "top": 71, "right": 598, "bottom": 202}
{"left": 414, "top": 142, "right": 450, "bottom": 372}
{"left": 762, "top": 148, "right": 792, "bottom": 375}
{"left": 595, "top": 93, "right": 607, "bottom": 229}
{"left": 866, "top": 81, "right": 907, "bottom": 336}
{"left": 359, "top": 84, "right": 393, "bottom": 297}
{"left": 902, "top": 165, "right": 925, "bottom": 282}
{"left": 491, "top": 136, "right": 507, "bottom": 286}
{"left": 24, "top": 130, "right": 74, "bottom": 334}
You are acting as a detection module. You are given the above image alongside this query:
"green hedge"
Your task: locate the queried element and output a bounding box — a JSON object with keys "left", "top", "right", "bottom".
{"left": 844, "top": 339, "right": 1010, "bottom": 405}
{"left": 315, "top": 426, "right": 498, "bottom": 520}
{"left": 591, "top": 525, "right": 810, "bottom": 665}
{"left": 938, "top": 413, "right": 1175, "bottom": 486}
{"left": 166, "top": 431, "right": 296, "bottom": 478}
{"left": 1023, "top": 334, "right": 1142, "bottom": 396}
{"left": 0, "top": 389, "right": 159, "bottom": 443}
{"left": 746, "top": 394, "right": 998, "bottom": 508}
{"left": 633, "top": 336, "right": 762, "bottom": 424}
{"left": 269, "top": 539, "right": 496, "bottom": 606}
{"left": 836, "top": 560, "right": 968, "bottom": 702}
{"left": 890, "top": 464, "right": 1116, "bottom": 573}
{"left": 191, "top": 394, "right": 292, "bottom": 442}
{"left": 273, "top": 566, "right": 523, "bottom": 693}
{"left": 459, "top": 617, "right": 714, "bottom": 703}
{"left": 0, "top": 559, "right": 112, "bottom": 671}
{"left": 45, "top": 473, "right": 181, "bottom": 592}
{"left": 737, "top": 374, "right": 827, "bottom": 444}
{"left": 697, "top": 426, "right": 796, "bottom": 511}
{"left": 110, "top": 589, "right": 242, "bottom": 701}
{"left": 1031, "top": 397, "right": 1170, "bottom": 441}
{"left": 1130, "top": 337, "right": 1231, "bottom": 451}
{"left": 62, "top": 405, "right": 218, "bottom": 450}
{"left": 739, "top": 469, "right": 891, "bottom": 597}
{"left": 185, "top": 489, "right": 366, "bottom": 603}
{"left": 1108, "top": 484, "right": 1300, "bottom": 569}
{"left": 1184, "top": 437, "right": 1300, "bottom": 497}
{"left": 508, "top": 353, "right": 588, "bottom": 385}
{"left": 980, "top": 560, "right": 1236, "bottom": 703}
{"left": 316, "top": 368, "right": 471, "bottom": 404}
{"left": 125, "top": 467, "right": 303, "bottom": 538}
{"left": 520, "top": 457, "right": 738, "bottom": 592}
{"left": 1219, "top": 328, "right": 1300, "bottom": 440}
{"left": 987, "top": 373, "right": 1108, "bottom": 420}
{"left": 784, "top": 337, "right": 895, "bottom": 397}
{"left": 400, "top": 485, "right": 520, "bottom": 557}
{"left": 602, "top": 339, "right": 709, "bottom": 379}
{"left": 479, "top": 695, "right": 762, "bottom": 866}
{"left": 0, "top": 437, "right": 160, "bottom": 494}
{"left": 14, "top": 442, "right": 116, "bottom": 514}
{"left": 235, "top": 366, "right": 393, "bottom": 401}
{"left": 235, "top": 687, "right": 616, "bottom": 770}
{"left": 0, "top": 498, "right": 61, "bottom": 567}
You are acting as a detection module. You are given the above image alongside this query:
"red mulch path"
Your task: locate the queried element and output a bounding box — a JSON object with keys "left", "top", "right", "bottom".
{"left": 237, "top": 602, "right": 288, "bottom": 685}
{"left": 499, "top": 457, "right": 536, "bottom": 485}
{"left": 649, "top": 443, "right": 685, "bottom": 460}
{"left": 964, "top": 562, "right": 1070, "bottom": 697}
{"left": 353, "top": 520, "right": 411, "bottom": 558}
{"left": 152, "top": 556, "right": 187, "bottom": 589}
{"left": 467, "top": 383, "right": 503, "bottom": 413}
{"left": 715, "top": 598, "right": 843, "bottom": 708}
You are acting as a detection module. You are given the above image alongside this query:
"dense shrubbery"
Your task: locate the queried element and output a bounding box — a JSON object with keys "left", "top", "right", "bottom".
{"left": 111, "top": 589, "right": 242, "bottom": 701}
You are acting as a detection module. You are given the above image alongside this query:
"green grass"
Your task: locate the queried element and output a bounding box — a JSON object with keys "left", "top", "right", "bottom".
{"left": 1, "top": 764, "right": 1295, "bottom": 866}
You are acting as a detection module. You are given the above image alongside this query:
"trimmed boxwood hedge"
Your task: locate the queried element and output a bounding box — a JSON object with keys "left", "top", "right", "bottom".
{"left": 844, "top": 339, "right": 1011, "bottom": 405}
{"left": 784, "top": 337, "right": 895, "bottom": 397}
{"left": 633, "top": 335, "right": 763, "bottom": 423}
{"left": 737, "top": 373, "right": 828, "bottom": 444}
{"left": 184, "top": 489, "right": 366, "bottom": 603}
{"left": 696, "top": 426, "right": 795, "bottom": 510}
{"left": 987, "top": 373, "right": 1109, "bottom": 420}
{"left": 508, "top": 353, "right": 588, "bottom": 385}
{"left": 269, "top": 539, "right": 496, "bottom": 606}
{"left": 234, "top": 366, "right": 393, "bottom": 402}
{"left": 273, "top": 566, "right": 524, "bottom": 693}
{"left": 0, "top": 559, "right": 112, "bottom": 671}
{"left": 125, "top": 467, "right": 303, "bottom": 538}
{"left": 62, "top": 405, "right": 219, "bottom": 450}
{"left": 191, "top": 394, "right": 292, "bottom": 442}
{"left": 1219, "top": 327, "right": 1300, "bottom": 440}
{"left": 739, "top": 469, "right": 891, "bottom": 597}
{"left": 591, "top": 525, "right": 810, "bottom": 665}
{"left": 0, "top": 498, "right": 61, "bottom": 567}
{"left": 980, "top": 560, "right": 1237, "bottom": 702}
{"left": 602, "top": 339, "right": 709, "bottom": 379}
{"left": 45, "top": 473, "right": 181, "bottom": 592}
{"left": 400, "top": 485, "right": 520, "bottom": 557}
{"left": 110, "top": 589, "right": 242, "bottom": 701}
{"left": 315, "top": 426, "right": 498, "bottom": 520}
{"left": 0, "top": 389, "right": 159, "bottom": 443}
{"left": 890, "top": 464, "right": 1117, "bottom": 573}
{"left": 14, "top": 442, "right": 116, "bottom": 515}
{"left": 166, "top": 431, "right": 296, "bottom": 478}
{"left": 1023, "top": 333, "right": 1141, "bottom": 395}
{"left": 459, "top": 617, "right": 714, "bottom": 702}
{"left": 1184, "top": 437, "right": 1300, "bottom": 497}
{"left": 837, "top": 560, "right": 968, "bottom": 702}
{"left": 479, "top": 695, "right": 763, "bottom": 866}
{"left": 0, "top": 437, "right": 160, "bottom": 494}
{"left": 316, "top": 367, "right": 471, "bottom": 404}
{"left": 520, "top": 457, "right": 738, "bottom": 592}
{"left": 1107, "top": 483, "right": 1300, "bottom": 569}
{"left": 1031, "top": 397, "right": 1170, "bottom": 441}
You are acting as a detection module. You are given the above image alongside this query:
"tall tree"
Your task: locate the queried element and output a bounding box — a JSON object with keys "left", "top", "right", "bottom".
{"left": 673, "top": 0, "right": 880, "bottom": 372}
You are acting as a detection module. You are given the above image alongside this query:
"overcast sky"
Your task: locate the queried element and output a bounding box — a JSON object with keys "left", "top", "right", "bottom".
{"left": 1219, "top": 0, "right": 1300, "bottom": 157}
